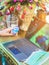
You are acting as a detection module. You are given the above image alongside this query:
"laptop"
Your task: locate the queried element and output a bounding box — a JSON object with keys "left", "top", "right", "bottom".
{"left": 1, "top": 16, "right": 49, "bottom": 65}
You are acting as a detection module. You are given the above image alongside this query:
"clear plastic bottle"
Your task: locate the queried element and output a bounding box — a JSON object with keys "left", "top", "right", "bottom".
{"left": 6, "top": 14, "right": 11, "bottom": 28}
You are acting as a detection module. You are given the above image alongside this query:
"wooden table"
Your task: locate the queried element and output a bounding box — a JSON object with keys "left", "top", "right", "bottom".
{"left": 0, "top": 30, "right": 26, "bottom": 43}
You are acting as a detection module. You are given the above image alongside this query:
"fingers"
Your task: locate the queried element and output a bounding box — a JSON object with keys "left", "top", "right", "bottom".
{"left": 0, "top": 27, "right": 13, "bottom": 33}
{"left": 0, "top": 27, "right": 16, "bottom": 36}
{"left": 0, "top": 28, "right": 15, "bottom": 36}
{"left": 2, "top": 27, "right": 13, "bottom": 32}
{"left": 0, "top": 32, "right": 14, "bottom": 37}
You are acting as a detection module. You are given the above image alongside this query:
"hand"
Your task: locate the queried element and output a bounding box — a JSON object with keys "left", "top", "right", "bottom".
{"left": 0, "top": 28, "right": 14, "bottom": 36}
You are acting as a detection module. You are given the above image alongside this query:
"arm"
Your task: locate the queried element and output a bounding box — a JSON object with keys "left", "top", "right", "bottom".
{"left": 0, "top": 28, "right": 14, "bottom": 36}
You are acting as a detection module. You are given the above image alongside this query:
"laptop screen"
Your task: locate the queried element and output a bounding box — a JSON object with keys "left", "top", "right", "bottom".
{"left": 9, "top": 47, "right": 21, "bottom": 55}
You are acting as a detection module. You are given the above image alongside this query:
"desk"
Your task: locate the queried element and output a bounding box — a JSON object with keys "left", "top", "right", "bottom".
{"left": 0, "top": 30, "right": 26, "bottom": 43}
